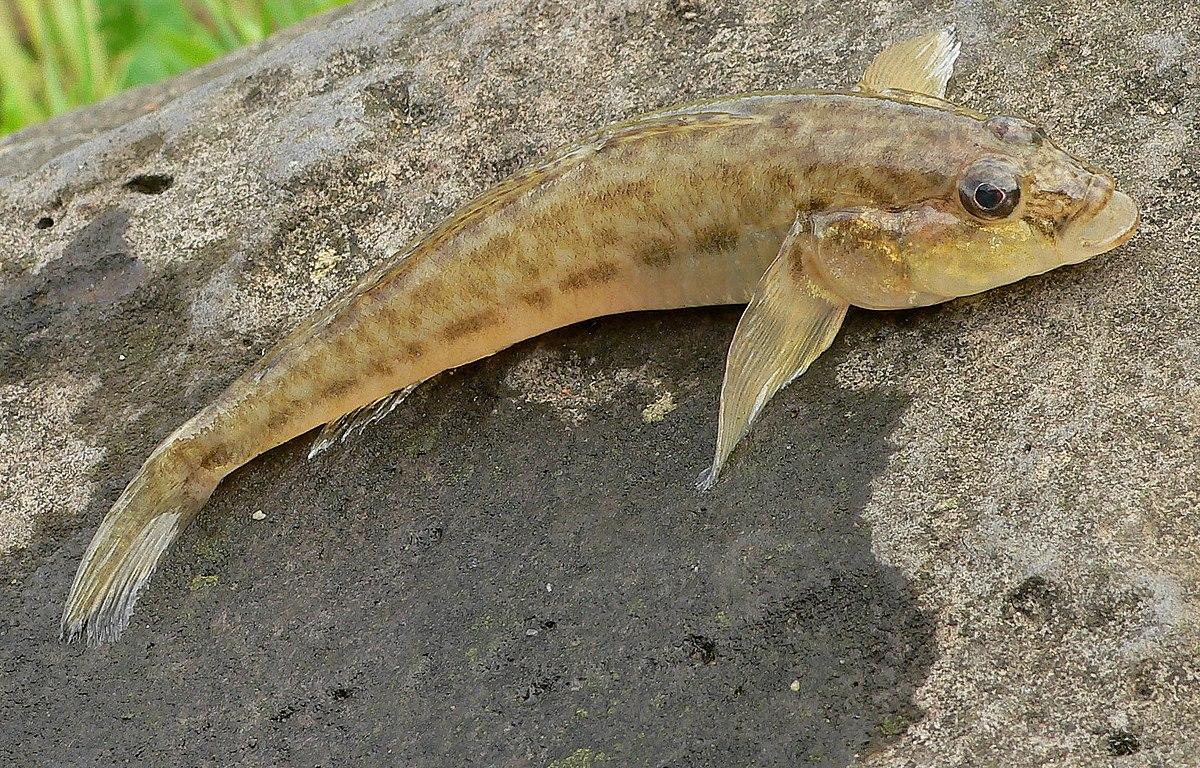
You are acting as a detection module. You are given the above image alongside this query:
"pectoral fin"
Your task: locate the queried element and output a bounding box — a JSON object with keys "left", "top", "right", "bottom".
{"left": 858, "top": 27, "right": 959, "bottom": 98}
{"left": 698, "top": 217, "right": 849, "bottom": 491}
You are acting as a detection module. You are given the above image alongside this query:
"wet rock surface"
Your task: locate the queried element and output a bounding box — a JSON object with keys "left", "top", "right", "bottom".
{"left": 0, "top": 0, "right": 1197, "bottom": 765}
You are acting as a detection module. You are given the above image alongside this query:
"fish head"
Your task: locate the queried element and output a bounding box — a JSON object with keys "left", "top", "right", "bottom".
{"left": 901, "top": 115, "right": 1140, "bottom": 301}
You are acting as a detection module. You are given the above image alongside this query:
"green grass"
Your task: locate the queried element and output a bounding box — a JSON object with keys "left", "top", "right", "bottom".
{"left": 0, "top": 0, "right": 350, "bottom": 136}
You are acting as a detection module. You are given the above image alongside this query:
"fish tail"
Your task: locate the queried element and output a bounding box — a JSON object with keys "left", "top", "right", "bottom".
{"left": 61, "top": 441, "right": 218, "bottom": 645}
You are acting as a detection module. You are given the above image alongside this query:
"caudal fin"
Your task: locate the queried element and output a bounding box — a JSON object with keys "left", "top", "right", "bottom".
{"left": 62, "top": 446, "right": 216, "bottom": 645}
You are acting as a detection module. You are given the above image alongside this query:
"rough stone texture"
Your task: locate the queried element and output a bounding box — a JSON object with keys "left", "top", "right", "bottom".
{"left": 0, "top": 0, "right": 1197, "bottom": 765}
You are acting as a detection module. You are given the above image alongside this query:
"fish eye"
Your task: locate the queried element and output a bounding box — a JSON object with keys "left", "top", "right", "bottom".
{"left": 958, "top": 159, "right": 1022, "bottom": 220}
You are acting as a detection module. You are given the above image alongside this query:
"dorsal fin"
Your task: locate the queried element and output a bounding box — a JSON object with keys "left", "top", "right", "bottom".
{"left": 858, "top": 27, "right": 960, "bottom": 99}
{"left": 307, "top": 384, "right": 418, "bottom": 459}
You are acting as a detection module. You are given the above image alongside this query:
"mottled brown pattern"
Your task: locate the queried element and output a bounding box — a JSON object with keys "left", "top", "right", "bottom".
{"left": 479, "top": 232, "right": 516, "bottom": 265}
{"left": 529, "top": 208, "right": 573, "bottom": 239}
{"left": 514, "top": 253, "right": 542, "bottom": 279}
{"left": 695, "top": 225, "right": 739, "bottom": 253}
{"left": 592, "top": 224, "right": 622, "bottom": 247}
{"left": 409, "top": 283, "right": 437, "bottom": 307}
{"left": 321, "top": 378, "right": 355, "bottom": 400}
{"left": 636, "top": 240, "right": 674, "bottom": 267}
{"left": 519, "top": 288, "right": 552, "bottom": 308}
{"left": 465, "top": 274, "right": 496, "bottom": 302}
{"left": 588, "top": 180, "right": 657, "bottom": 210}
{"left": 764, "top": 165, "right": 799, "bottom": 197}
{"left": 265, "top": 411, "right": 290, "bottom": 430}
{"left": 559, "top": 262, "right": 620, "bottom": 291}
{"left": 440, "top": 310, "right": 500, "bottom": 340}
{"left": 197, "top": 444, "right": 233, "bottom": 472}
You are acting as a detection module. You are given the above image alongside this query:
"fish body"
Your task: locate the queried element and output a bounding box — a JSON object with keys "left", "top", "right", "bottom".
{"left": 63, "top": 29, "right": 1140, "bottom": 643}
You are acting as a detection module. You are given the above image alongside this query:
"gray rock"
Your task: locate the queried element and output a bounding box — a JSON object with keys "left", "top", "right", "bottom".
{"left": 1, "top": 0, "right": 1197, "bottom": 765}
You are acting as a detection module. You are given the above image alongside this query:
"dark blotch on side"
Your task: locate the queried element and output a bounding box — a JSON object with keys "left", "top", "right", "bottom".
{"left": 322, "top": 379, "right": 355, "bottom": 400}
{"left": 197, "top": 444, "right": 233, "bottom": 472}
{"left": 695, "top": 225, "right": 738, "bottom": 254}
{"left": 441, "top": 310, "right": 499, "bottom": 341}
{"left": 519, "top": 288, "right": 552, "bottom": 308}
{"left": 637, "top": 241, "right": 674, "bottom": 267}
{"left": 559, "top": 262, "right": 620, "bottom": 292}
{"left": 266, "top": 411, "right": 291, "bottom": 430}
{"left": 764, "top": 165, "right": 798, "bottom": 197}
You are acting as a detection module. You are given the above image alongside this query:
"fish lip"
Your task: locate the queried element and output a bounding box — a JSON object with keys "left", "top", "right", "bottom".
{"left": 1069, "top": 184, "right": 1140, "bottom": 260}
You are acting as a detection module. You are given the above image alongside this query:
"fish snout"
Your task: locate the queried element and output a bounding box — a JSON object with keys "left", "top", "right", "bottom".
{"left": 1063, "top": 175, "right": 1140, "bottom": 262}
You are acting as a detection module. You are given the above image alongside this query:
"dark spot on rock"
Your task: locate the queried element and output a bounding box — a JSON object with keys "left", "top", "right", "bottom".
{"left": 683, "top": 634, "right": 717, "bottom": 665}
{"left": 405, "top": 526, "right": 444, "bottom": 550}
{"left": 329, "top": 687, "right": 355, "bottom": 701}
{"left": 518, "top": 667, "right": 564, "bottom": 702}
{"left": 1005, "top": 575, "right": 1057, "bottom": 623}
{"left": 362, "top": 75, "right": 417, "bottom": 120}
{"left": 1131, "top": 662, "right": 1155, "bottom": 699}
{"left": 35, "top": 216, "right": 54, "bottom": 230}
{"left": 670, "top": 0, "right": 701, "bottom": 21}
{"left": 241, "top": 65, "right": 295, "bottom": 108}
{"left": 1082, "top": 582, "right": 1150, "bottom": 629}
{"left": 124, "top": 174, "right": 174, "bottom": 195}
{"left": 269, "top": 704, "right": 300, "bottom": 723}
{"left": 32, "top": 249, "right": 147, "bottom": 310}
{"left": 264, "top": 156, "right": 382, "bottom": 290}
{"left": 22, "top": 209, "right": 146, "bottom": 313}
{"left": 484, "top": 151, "right": 530, "bottom": 183}
{"left": 328, "top": 46, "right": 382, "bottom": 77}
{"left": 1106, "top": 730, "right": 1140, "bottom": 756}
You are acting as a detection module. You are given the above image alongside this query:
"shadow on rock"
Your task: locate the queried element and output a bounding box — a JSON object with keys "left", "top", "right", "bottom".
{"left": 0, "top": 308, "right": 934, "bottom": 766}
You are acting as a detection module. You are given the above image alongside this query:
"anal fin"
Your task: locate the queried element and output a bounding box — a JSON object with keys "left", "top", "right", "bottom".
{"left": 308, "top": 384, "right": 418, "bottom": 459}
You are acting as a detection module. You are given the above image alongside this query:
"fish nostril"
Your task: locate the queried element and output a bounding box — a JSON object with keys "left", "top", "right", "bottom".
{"left": 1081, "top": 174, "right": 1114, "bottom": 213}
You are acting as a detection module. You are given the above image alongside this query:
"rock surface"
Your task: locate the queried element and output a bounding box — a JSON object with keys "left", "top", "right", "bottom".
{"left": 1, "top": 0, "right": 1198, "bottom": 765}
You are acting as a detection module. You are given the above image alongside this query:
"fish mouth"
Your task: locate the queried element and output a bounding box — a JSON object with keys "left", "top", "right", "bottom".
{"left": 1065, "top": 184, "right": 1140, "bottom": 262}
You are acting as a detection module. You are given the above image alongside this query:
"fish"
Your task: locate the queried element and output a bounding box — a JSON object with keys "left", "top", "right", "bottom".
{"left": 61, "top": 28, "right": 1140, "bottom": 644}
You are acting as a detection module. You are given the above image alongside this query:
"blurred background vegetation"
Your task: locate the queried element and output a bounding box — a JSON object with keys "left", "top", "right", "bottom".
{"left": 0, "top": 0, "right": 350, "bottom": 136}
